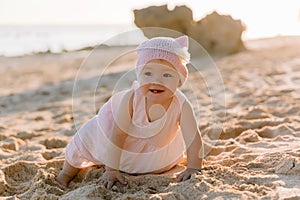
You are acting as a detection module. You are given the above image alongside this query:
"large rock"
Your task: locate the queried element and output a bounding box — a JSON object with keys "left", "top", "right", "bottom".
{"left": 188, "top": 11, "right": 246, "bottom": 55}
{"left": 133, "top": 5, "right": 193, "bottom": 37}
{"left": 133, "top": 5, "right": 246, "bottom": 55}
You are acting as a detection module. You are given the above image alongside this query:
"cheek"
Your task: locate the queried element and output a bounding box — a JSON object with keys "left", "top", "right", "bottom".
{"left": 138, "top": 78, "right": 151, "bottom": 88}
{"left": 165, "top": 77, "right": 180, "bottom": 86}
{"left": 135, "top": 84, "right": 149, "bottom": 95}
{"left": 163, "top": 80, "right": 179, "bottom": 92}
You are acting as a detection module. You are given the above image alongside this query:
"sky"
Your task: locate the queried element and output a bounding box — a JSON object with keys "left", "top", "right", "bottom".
{"left": 0, "top": 0, "right": 299, "bottom": 39}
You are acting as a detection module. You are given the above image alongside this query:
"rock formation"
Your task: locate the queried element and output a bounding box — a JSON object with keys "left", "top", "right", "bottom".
{"left": 133, "top": 5, "right": 246, "bottom": 55}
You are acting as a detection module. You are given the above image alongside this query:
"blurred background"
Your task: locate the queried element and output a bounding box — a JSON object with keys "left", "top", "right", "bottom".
{"left": 0, "top": 0, "right": 299, "bottom": 56}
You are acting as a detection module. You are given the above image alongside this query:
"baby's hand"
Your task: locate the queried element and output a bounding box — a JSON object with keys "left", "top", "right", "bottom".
{"left": 99, "top": 168, "right": 127, "bottom": 189}
{"left": 176, "top": 168, "right": 202, "bottom": 182}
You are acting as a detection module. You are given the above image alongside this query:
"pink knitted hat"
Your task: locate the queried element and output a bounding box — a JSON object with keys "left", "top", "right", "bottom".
{"left": 136, "top": 35, "right": 190, "bottom": 86}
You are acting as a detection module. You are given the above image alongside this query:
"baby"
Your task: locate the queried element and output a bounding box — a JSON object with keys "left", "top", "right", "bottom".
{"left": 57, "top": 35, "right": 203, "bottom": 189}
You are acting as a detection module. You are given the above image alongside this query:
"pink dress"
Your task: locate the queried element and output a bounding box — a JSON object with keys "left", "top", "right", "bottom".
{"left": 65, "top": 83, "right": 188, "bottom": 174}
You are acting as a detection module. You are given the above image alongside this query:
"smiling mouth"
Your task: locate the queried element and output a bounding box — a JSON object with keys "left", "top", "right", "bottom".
{"left": 149, "top": 89, "right": 164, "bottom": 94}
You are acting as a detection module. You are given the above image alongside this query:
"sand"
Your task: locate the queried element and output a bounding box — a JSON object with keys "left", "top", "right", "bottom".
{"left": 0, "top": 36, "right": 300, "bottom": 199}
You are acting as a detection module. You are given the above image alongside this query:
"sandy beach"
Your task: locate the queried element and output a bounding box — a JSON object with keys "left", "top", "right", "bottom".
{"left": 0, "top": 36, "right": 300, "bottom": 199}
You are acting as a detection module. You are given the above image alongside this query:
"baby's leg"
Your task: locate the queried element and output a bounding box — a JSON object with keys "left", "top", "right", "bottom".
{"left": 57, "top": 161, "right": 80, "bottom": 187}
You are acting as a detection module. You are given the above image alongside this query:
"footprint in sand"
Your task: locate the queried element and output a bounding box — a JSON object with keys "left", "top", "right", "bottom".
{"left": 52, "top": 111, "right": 73, "bottom": 124}
{"left": 0, "top": 126, "right": 6, "bottom": 132}
{"left": 1, "top": 161, "right": 39, "bottom": 196}
{"left": 239, "top": 107, "right": 271, "bottom": 120}
{"left": 42, "top": 138, "right": 68, "bottom": 149}
{"left": 42, "top": 150, "right": 62, "bottom": 160}
{"left": 275, "top": 157, "right": 297, "bottom": 174}
{"left": 236, "top": 129, "right": 261, "bottom": 144}
{"left": 211, "top": 118, "right": 288, "bottom": 140}
{"left": 16, "top": 131, "right": 42, "bottom": 140}
{"left": 0, "top": 137, "right": 25, "bottom": 152}
{"left": 292, "top": 76, "right": 300, "bottom": 85}
{"left": 256, "top": 124, "right": 294, "bottom": 138}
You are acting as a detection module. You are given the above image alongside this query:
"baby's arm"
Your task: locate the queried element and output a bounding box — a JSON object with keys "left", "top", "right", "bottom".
{"left": 100, "top": 89, "right": 133, "bottom": 189}
{"left": 100, "top": 123, "right": 128, "bottom": 189}
{"left": 177, "top": 100, "right": 203, "bottom": 181}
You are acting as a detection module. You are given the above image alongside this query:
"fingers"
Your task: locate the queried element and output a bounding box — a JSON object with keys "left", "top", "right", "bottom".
{"left": 176, "top": 172, "right": 183, "bottom": 182}
{"left": 100, "top": 178, "right": 114, "bottom": 189}
{"left": 176, "top": 169, "right": 202, "bottom": 182}
{"left": 99, "top": 178, "right": 107, "bottom": 188}
{"left": 116, "top": 174, "right": 127, "bottom": 185}
{"left": 176, "top": 172, "right": 191, "bottom": 182}
{"left": 99, "top": 172, "right": 127, "bottom": 190}
{"left": 107, "top": 180, "right": 114, "bottom": 189}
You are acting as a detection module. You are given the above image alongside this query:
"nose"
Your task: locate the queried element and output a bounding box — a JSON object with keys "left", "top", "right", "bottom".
{"left": 151, "top": 75, "right": 163, "bottom": 84}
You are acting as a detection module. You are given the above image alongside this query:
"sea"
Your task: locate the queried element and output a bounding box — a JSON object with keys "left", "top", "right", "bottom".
{"left": 0, "top": 25, "right": 145, "bottom": 57}
{"left": 1, "top": 25, "right": 295, "bottom": 57}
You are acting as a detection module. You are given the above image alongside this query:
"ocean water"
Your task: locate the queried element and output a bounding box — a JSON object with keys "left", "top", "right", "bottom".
{"left": 2, "top": 25, "right": 295, "bottom": 57}
{"left": 0, "top": 25, "right": 144, "bottom": 57}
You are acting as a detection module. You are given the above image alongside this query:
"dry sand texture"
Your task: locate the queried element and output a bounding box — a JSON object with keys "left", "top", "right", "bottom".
{"left": 0, "top": 36, "right": 300, "bottom": 199}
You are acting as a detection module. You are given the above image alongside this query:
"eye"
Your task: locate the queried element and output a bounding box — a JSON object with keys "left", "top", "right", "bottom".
{"left": 163, "top": 73, "right": 172, "bottom": 77}
{"left": 144, "top": 71, "right": 152, "bottom": 76}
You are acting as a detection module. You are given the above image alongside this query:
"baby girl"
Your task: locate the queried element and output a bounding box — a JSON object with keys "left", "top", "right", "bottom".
{"left": 57, "top": 35, "right": 203, "bottom": 189}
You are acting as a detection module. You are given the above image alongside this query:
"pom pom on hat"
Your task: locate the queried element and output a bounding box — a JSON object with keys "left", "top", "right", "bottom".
{"left": 136, "top": 35, "right": 190, "bottom": 86}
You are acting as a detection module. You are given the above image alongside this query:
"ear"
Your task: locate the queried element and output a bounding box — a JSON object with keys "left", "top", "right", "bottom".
{"left": 177, "top": 81, "right": 182, "bottom": 88}
{"left": 175, "top": 35, "right": 188, "bottom": 48}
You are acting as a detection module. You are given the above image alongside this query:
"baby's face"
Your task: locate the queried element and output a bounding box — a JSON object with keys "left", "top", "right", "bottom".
{"left": 137, "top": 59, "right": 180, "bottom": 100}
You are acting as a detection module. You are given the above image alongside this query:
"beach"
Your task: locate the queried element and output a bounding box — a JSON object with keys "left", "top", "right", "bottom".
{"left": 0, "top": 36, "right": 300, "bottom": 199}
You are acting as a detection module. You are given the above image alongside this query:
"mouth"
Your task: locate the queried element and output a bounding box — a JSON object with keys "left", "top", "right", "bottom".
{"left": 149, "top": 89, "right": 165, "bottom": 94}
